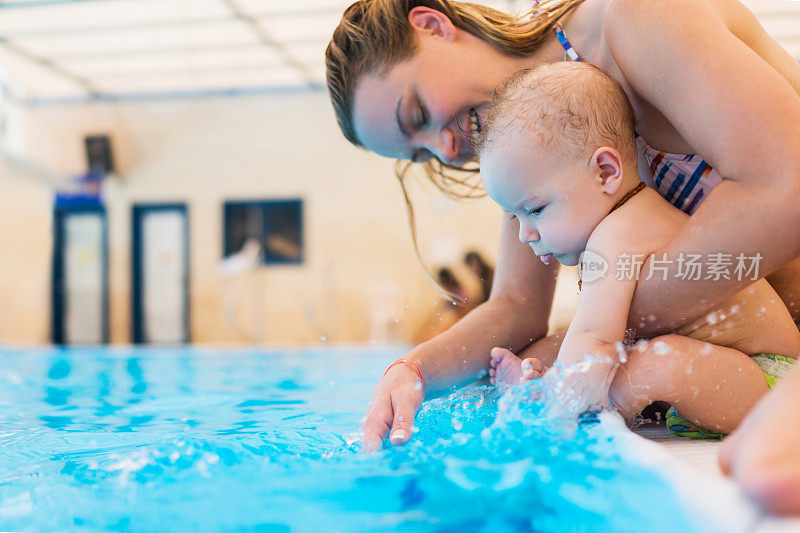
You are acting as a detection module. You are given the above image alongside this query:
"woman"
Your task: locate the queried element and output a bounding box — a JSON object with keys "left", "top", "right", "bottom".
{"left": 325, "top": 0, "right": 800, "bottom": 489}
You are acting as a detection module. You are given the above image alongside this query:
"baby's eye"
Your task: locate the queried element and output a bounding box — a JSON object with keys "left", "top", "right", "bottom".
{"left": 525, "top": 206, "right": 545, "bottom": 216}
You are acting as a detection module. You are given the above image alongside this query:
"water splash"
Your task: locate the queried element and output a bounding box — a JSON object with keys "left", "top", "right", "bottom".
{"left": 0, "top": 347, "right": 702, "bottom": 532}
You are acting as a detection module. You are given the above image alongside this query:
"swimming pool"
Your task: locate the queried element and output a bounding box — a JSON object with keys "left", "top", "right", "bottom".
{"left": 0, "top": 346, "right": 703, "bottom": 531}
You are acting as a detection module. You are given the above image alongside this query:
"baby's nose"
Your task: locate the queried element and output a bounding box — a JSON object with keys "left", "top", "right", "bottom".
{"left": 518, "top": 225, "right": 540, "bottom": 245}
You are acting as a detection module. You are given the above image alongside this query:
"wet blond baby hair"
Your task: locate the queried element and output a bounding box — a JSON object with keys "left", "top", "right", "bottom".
{"left": 475, "top": 62, "right": 638, "bottom": 163}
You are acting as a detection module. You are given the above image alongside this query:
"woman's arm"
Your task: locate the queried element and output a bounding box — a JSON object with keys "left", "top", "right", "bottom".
{"left": 606, "top": 0, "right": 800, "bottom": 335}
{"left": 421, "top": 213, "right": 559, "bottom": 392}
{"left": 360, "top": 213, "right": 558, "bottom": 450}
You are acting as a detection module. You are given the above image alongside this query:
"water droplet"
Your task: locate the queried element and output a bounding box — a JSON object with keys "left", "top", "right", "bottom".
{"left": 614, "top": 341, "right": 627, "bottom": 363}
{"left": 652, "top": 341, "right": 671, "bottom": 355}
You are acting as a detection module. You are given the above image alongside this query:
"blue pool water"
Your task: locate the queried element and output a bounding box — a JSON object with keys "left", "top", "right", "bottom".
{"left": 0, "top": 347, "right": 702, "bottom": 531}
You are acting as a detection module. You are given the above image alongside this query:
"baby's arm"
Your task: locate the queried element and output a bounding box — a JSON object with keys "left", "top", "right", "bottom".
{"left": 549, "top": 218, "right": 643, "bottom": 412}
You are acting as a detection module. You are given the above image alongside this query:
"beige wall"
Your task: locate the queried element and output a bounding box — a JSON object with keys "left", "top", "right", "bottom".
{"left": 0, "top": 167, "right": 52, "bottom": 344}
{"left": 2, "top": 90, "right": 565, "bottom": 345}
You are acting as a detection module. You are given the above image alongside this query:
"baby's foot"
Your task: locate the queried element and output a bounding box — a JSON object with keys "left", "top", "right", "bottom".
{"left": 521, "top": 357, "right": 546, "bottom": 380}
{"left": 489, "top": 347, "right": 524, "bottom": 385}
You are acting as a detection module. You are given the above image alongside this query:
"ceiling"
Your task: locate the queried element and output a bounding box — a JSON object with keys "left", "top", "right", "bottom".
{"left": 0, "top": 0, "right": 797, "bottom": 105}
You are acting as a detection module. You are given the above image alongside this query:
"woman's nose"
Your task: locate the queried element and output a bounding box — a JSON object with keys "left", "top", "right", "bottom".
{"left": 420, "top": 128, "right": 458, "bottom": 165}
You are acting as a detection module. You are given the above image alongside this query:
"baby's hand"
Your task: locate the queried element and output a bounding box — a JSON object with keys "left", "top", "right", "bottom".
{"left": 521, "top": 358, "right": 546, "bottom": 380}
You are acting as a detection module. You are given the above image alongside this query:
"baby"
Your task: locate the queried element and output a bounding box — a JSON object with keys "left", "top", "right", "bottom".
{"left": 475, "top": 62, "right": 800, "bottom": 435}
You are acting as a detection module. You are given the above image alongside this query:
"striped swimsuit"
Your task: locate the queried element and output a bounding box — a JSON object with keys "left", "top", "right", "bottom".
{"left": 552, "top": 23, "right": 722, "bottom": 215}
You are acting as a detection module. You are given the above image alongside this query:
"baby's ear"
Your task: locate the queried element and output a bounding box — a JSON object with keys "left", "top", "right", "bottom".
{"left": 590, "top": 147, "right": 623, "bottom": 194}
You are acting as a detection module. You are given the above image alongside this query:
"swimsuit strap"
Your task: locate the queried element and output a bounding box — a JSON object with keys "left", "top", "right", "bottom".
{"left": 552, "top": 22, "right": 581, "bottom": 61}
{"left": 610, "top": 182, "right": 646, "bottom": 213}
{"left": 578, "top": 182, "right": 647, "bottom": 292}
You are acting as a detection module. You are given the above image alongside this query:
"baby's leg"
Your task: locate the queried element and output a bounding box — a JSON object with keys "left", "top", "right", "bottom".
{"left": 516, "top": 330, "right": 565, "bottom": 366}
{"left": 610, "top": 335, "right": 769, "bottom": 434}
{"left": 719, "top": 363, "right": 800, "bottom": 515}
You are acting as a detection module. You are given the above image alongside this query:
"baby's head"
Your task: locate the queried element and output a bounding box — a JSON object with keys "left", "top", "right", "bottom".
{"left": 475, "top": 62, "right": 639, "bottom": 266}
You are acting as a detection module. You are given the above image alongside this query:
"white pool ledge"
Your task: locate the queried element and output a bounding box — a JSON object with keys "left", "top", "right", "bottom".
{"left": 600, "top": 412, "right": 800, "bottom": 532}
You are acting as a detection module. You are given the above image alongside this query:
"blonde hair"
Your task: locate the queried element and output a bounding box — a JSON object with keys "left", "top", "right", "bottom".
{"left": 325, "top": 0, "right": 585, "bottom": 299}
{"left": 476, "top": 62, "right": 638, "bottom": 162}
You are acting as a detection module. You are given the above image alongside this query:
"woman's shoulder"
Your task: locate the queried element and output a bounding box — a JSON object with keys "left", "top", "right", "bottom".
{"left": 602, "top": 0, "right": 743, "bottom": 36}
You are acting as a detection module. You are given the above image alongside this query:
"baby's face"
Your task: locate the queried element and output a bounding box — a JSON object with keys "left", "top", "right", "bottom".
{"left": 480, "top": 135, "right": 609, "bottom": 267}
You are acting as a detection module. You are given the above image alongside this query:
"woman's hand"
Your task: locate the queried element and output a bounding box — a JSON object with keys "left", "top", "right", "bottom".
{"left": 719, "top": 362, "right": 800, "bottom": 514}
{"left": 360, "top": 363, "right": 425, "bottom": 452}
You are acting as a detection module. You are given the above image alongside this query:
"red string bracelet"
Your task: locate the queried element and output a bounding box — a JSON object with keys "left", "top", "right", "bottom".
{"left": 383, "top": 358, "right": 425, "bottom": 397}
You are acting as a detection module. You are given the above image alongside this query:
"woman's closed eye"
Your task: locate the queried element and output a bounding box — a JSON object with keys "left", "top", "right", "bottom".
{"left": 414, "top": 104, "right": 428, "bottom": 129}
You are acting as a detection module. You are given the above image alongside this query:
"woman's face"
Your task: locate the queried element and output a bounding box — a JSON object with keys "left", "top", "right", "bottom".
{"left": 351, "top": 13, "right": 524, "bottom": 165}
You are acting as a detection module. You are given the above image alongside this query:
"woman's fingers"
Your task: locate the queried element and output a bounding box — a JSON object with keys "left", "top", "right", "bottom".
{"left": 389, "top": 391, "right": 421, "bottom": 445}
{"left": 361, "top": 396, "right": 393, "bottom": 453}
{"left": 718, "top": 429, "right": 738, "bottom": 476}
{"left": 361, "top": 364, "right": 424, "bottom": 452}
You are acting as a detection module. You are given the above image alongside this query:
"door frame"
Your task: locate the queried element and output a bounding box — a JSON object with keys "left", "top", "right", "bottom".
{"left": 51, "top": 203, "right": 109, "bottom": 344}
{"left": 131, "top": 203, "right": 190, "bottom": 344}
